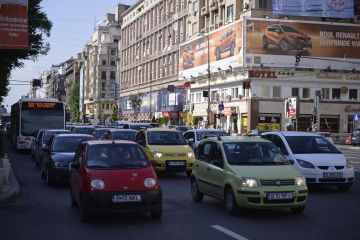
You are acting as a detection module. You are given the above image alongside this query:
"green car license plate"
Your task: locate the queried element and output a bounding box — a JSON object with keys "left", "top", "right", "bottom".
{"left": 267, "top": 192, "right": 293, "bottom": 200}
{"left": 323, "top": 172, "right": 343, "bottom": 178}
{"left": 112, "top": 195, "right": 141, "bottom": 203}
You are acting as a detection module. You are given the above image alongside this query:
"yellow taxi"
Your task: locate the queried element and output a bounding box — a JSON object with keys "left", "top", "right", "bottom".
{"left": 135, "top": 128, "right": 195, "bottom": 176}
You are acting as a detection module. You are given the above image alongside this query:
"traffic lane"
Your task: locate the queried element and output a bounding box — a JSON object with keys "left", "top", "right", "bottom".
{"left": 337, "top": 145, "right": 360, "bottom": 169}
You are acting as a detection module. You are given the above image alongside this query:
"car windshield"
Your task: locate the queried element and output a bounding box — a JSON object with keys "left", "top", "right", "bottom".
{"left": 285, "top": 136, "right": 341, "bottom": 154}
{"left": 147, "top": 131, "right": 188, "bottom": 145}
{"left": 281, "top": 25, "right": 298, "bottom": 33}
{"left": 43, "top": 131, "right": 69, "bottom": 142}
{"left": 177, "top": 126, "right": 192, "bottom": 132}
{"left": 52, "top": 137, "right": 94, "bottom": 152}
{"left": 112, "top": 131, "right": 137, "bottom": 141}
{"left": 196, "top": 131, "right": 226, "bottom": 141}
{"left": 131, "top": 124, "right": 151, "bottom": 130}
{"left": 74, "top": 127, "right": 94, "bottom": 134}
{"left": 86, "top": 144, "right": 150, "bottom": 169}
{"left": 223, "top": 142, "right": 289, "bottom": 165}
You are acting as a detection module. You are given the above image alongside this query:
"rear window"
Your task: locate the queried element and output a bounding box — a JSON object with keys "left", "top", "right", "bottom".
{"left": 196, "top": 131, "right": 226, "bottom": 141}
{"left": 86, "top": 144, "right": 149, "bottom": 169}
{"left": 112, "top": 131, "right": 137, "bottom": 141}
{"left": 52, "top": 137, "right": 94, "bottom": 152}
{"left": 74, "top": 127, "right": 95, "bottom": 135}
{"left": 43, "top": 131, "right": 69, "bottom": 142}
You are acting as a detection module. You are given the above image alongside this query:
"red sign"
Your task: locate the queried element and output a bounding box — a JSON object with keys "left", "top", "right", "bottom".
{"left": 345, "top": 105, "right": 360, "bottom": 113}
{"left": 248, "top": 70, "right": 277, "bottom": 78}
{"left": 0, "top": 1, "right": 29, "bottom": 49}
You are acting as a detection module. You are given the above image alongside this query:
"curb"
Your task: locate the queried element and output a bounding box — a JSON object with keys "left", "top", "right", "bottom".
{"left": 0, "top": 167, "right": 21, "bottom": 206}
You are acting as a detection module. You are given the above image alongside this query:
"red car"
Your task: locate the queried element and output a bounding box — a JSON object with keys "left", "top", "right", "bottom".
{"left": 69, "top": 140, "right": 162, "bottom": 222}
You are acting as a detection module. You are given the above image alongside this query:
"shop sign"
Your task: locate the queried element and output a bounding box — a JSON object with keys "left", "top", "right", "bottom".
{"left": 345, "top": 105, "right": 360, "bottom": 112}
{"left": 248, "top": 70, "right": 277, "bottom": 78}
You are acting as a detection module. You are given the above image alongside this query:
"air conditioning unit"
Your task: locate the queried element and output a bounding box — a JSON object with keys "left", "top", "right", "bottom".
{"left": 244, "top": 3, "right": 250, "bottom": 10}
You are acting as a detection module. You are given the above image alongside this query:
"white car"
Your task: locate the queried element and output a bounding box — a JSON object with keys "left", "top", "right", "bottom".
{"left": 261, "top": 131, "right": 354, "bottom": 191}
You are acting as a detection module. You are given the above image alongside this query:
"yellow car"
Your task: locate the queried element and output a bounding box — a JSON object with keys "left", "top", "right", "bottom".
{"left": 135, "top": 128, "right": 195, "bottom": 176}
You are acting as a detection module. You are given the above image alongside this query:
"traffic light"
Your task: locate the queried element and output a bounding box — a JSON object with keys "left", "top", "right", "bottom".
{"left": 32, "top": 79, "right": 41, "bottom": 87}
{"left": 203, "top": 91, "right": 209, "bottom": 97}
{"left": 295, "top": 50, "right": 302, "bottom": 63}
{"left": 243, "top": 81, "right": 251, "bottom": 89}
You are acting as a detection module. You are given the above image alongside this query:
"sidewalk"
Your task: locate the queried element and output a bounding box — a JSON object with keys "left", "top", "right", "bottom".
{"left": 0, "top": 166, "right": 20, "bottom": 206}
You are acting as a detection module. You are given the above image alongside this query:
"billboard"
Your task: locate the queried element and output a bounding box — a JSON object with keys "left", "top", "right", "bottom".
{"left": 179, "top": 20, "right": 243, "bottom": 79}
{"left": 272, "top": 0, "right": 354, "bottom": 18}
{"left": 0, "top": 0, "right": 29, "bottom": 49}
{"left": 245, "top": 18, "right": 360, "bottom": 70}
{"left": 285, "top": 97, "right": 298, "bottom": 119}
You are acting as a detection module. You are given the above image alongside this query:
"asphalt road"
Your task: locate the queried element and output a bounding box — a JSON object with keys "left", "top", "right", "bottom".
{"left": 337, "top": 145, "right": 360, "bottom": 170}
{"left": 1, "top": 144, "right": 359, "bottom": 240}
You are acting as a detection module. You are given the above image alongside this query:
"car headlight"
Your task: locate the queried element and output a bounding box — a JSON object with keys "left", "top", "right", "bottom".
{"left": 295, "top": 176, "right": 306, "bottom": 187}
{"left": 346, "top": 160, "right": 353, "bottom": 168}
{"left": 241, "top": 178, "right": 258, "bottom": 188}
{"left": 187, "top": 152, "right": 194, "bottom": 158}
{"left": 153, "top": 152, "right": 163, "bottom": 158}
{"left": 54, "top": 162, "right": 67, "bottom": 168}
{"left": 91, "top": 179, "right": 105, "bottom": 190}
{"left": 144, "top": 178, "right": 157, "bottom": 188}
{"left": 296, "top": 159, "right": 315, "bottom": 169}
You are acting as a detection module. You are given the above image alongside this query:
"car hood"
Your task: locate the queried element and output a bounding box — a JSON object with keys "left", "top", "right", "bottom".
{"left": 51, "top": 152, "right": 75, "bottom": 162}
{"left": 149, "top": 145, "right": 192, "bottom": 154}
{"left": 230, "top": 165, "right": 302, "bottom": 179}
{"left": 87, "top": 168, "right": 158, "bottom": 191}
{"left": 293, "top": 153, "right": 346, "bottom": 166}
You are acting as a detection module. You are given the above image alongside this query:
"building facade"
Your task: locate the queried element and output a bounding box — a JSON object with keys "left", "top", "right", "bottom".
{"left": 119, "top": 0, "right": 188, "bottom": 124}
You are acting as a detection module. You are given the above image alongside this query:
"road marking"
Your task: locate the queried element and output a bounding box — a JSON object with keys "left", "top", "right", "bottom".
{"left": 212, "top": 225, "right": 249, "bottom": 240}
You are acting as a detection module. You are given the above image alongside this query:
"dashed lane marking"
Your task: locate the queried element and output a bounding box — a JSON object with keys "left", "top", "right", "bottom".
{"left": 212, "top": 225, "right": 249, "bottom": 240}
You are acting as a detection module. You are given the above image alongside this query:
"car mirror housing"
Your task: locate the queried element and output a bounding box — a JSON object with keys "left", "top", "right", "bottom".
{"left": 188, "top": 138, "right": 194, "bottom": 145}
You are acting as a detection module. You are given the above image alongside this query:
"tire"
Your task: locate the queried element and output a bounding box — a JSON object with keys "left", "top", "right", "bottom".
{"left": 186, "top": 170, "right": 192, "bottom": 178}
{"left": 263, "top": 37, "right": 269, "bottom": 48}
{"left": 224, "top": 187, "right": 239, "bottom": 215}
{"left": 191, "top": 178, "right": 203, "bottom": 202}
{"left": 291, "top": 205, "right": 305, "bottom": 214}
{"left": 40, "top": 167, "right": 45, "bottom": 179}
{"left": 70, "top": 189, "right": 78, "bottom": 207}
{"left": 338, "top": 184, "right": 352, "bottom": 192}
{"left": 46, "top": 167, "right": 54, "bottom": 187}
{"left": 215, "top": 48, "right": 221, "bottom": 61}
{"left": 229, "top": 43, "right": 235, "bottom": 56}
{"left": 80, "top": 198, "right": 93, "bottom": 223}
{"left": 279, "top": 39, "right": 289, "bottom": 51}
{"left": 150, "top": 209, "right": 162, "bottom": 220}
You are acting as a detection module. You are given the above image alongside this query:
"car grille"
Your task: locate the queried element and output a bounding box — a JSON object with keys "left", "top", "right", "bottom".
{"left": 163, "top": 153, "right": 187, "bottom": 157}
{"left": 263, "top": 198, "right": 295, "bottom": 204}
{"left": 317, "top": 166, "right": 344, "bottom": 170}
{"left": 260, "top": 179, "right": 295, "bottom": 186}
{"left": 319, "top": 178, "right": 346, "bottom": 183}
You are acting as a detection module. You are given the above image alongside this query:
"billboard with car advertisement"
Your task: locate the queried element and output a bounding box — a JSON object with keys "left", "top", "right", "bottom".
{"left": 179, "top": 20, "right": 243, "bottom": 79}
{"left": 245, "top": 18, "right": 360, "bottom": 70}
{"left": 272, "top": 0, "right": 354, "bottom": 18}
{"left": 0, "top": 0, "right": 29, "bottom": 49}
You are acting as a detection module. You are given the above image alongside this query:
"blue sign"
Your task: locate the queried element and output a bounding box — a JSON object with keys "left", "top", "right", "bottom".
{"left": 355, "top": 112, "right": 359, "bottom": 122}
{"left": 272, "top": 0, "right": 354, "bottom": 19}
{"left": 218, "top": 104, "right": 224, "bottom": 111}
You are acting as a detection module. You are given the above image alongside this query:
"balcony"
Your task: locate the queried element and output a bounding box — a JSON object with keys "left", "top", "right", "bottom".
{"left": 201, "top": 6, "right": 209, "bottom": 16}
{"left": 210, "top": 1, "right": 218, "bottom": 11}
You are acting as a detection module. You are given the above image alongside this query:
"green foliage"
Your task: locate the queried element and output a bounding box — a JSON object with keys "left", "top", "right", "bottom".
{"left": 193, "top": 116, "right": 203, "bottom": 126}
{"left": 157, "top": 116, "right": 169, "bottom": 125}
{"left": 109, "top": 104, "right": 119, "bottom": 123}
{"left": 0, "top": 0, "right": 52, "bottom": 103}
{"left": 129, "top": 94, "right": 143, "bottom": 118}
{"left": 69, "top": 80, "right": 80, "bottom": 122}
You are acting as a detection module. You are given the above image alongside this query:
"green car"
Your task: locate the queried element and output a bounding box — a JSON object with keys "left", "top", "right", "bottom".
{"left": 190, "top": 136, "right": 308, "bottom": 215}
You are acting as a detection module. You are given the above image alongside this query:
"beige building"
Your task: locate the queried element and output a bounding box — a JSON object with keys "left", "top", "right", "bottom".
{"left": 119, "top": 0, "right": 188, "bottom": 123}
{"left": 83, "top": 5, "right": 129, "bottom": 124}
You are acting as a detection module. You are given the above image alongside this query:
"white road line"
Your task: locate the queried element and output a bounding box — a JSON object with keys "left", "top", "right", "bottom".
{"left": 212, "top": 225, "right": 249, "bottom": 240}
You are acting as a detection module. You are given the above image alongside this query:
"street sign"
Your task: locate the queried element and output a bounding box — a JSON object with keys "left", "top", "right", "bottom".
{"left": 355, "top": 112, "right": 359, "bottom": 122}
{"left": 218, "top": 103, "right": 224, "bottom": 111}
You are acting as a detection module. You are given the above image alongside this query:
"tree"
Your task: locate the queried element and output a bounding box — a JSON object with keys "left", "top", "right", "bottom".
{"left": 109, "top": 104, "right": 119, "bottom": 123}
{"left": 129, "top": 94, "right": 142, "bottom": 119}
{"left": 69, "top": 80, "right": 80, "bottom": 122}
{"left": 0, "top": 0, "right": 52, "bottom": 103}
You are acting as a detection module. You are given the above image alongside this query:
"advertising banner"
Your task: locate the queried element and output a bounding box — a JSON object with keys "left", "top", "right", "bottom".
{"left": 272, "top": 0, "right": 354, "bottom": 18}
{"left": 179, "top": 20, "right": 243, "bottom": 79}
{"left": 245, "top": 18, "right": 360, "bottom": 70}
{"left": 285, "top": 97, "right": 298, "bottom": 119}
{"left": 0, "top": 0, "right": 29, "bottom": 49}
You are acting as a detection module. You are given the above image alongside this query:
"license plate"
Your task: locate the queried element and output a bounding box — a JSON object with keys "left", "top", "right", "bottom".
{"left": 267, "top": 192, "right": 293, "bottom": 200}
{"left": 323, "top": 172, "right": 343, "bottom": 178}
{"left": 168, "top": 161, "right": 186, "bottom": 166}
{"left": 303, "top": 47, "right": 310, "bottom": 50}
{"left": 112, "top": 195, "right": 141, "bottom": 203}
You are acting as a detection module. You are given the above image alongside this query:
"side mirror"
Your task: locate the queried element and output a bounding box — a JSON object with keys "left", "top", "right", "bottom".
{"left": 288, "top": 159, "right": 295, "bottom": 165}
{"left": 188, "top": 138, "right": 194, "bottom": 146}
{"left": 42, "top": 143, "right": 50, "bottom": 151}
{"left": 70, "top": 162, "right": 80, "bottom": 170}
{"left": 137, "top": 140, "right": 145, "bottom": 147}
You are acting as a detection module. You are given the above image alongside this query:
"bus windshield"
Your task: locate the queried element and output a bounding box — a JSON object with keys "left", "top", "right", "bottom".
{"left": 21, "top": 109, "right": 64, "bottom": 136}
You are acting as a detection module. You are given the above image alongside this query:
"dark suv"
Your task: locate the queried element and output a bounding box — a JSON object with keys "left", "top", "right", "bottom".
{"left": 215, "top": 28, "right": 236, "bottom": 60}
{"left": 263, "top": 24, "right": 312, "bottom": 51}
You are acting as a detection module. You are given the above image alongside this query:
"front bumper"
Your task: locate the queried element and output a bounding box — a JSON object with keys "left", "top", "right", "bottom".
{"left": 301, "top": 168, "right": 354, "bottom": 186}
{"left": 82, "top": 190, "right": 162, "bottom": 214}
{"left": 151, "top": 159, "right": 194, "bottom": 172}
{"left": 235, "top": 185, "right": 308, "bottom": 209}
{"left": 48, "top": 166, "right": 70, "bottom": 183}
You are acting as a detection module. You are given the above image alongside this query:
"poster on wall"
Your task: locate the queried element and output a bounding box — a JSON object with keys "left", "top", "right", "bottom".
{"left": 245, "top": 18, "right": 360, "bottom": 70}
{"left": 285, "top": 97, "right": 298, "bottom": 119}
{"left": 0, "top": 0, "right": 29, "bottom": 49}
{"left": 179, "top": 20, "right": 243, "bottom": 79}
{"left": 272, "top": 0, "right": 354, "bottom": 18}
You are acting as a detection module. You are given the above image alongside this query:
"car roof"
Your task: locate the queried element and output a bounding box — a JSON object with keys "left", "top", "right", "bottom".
{"left": 73, "top": 125, "right": 95, "bottom": 128}
{"left": 193, "top": 129, "right": 225, "bottom": 132}
{"left": 108, "top": 129, "right": 137, "bottom": 132}
{"left": 205, "top": 136, "right": 269, "bottom": 143}
{"left": 145, "top": 127, "right": 178, "bottom": 132}
{"left": 44, "top": 129, "right": 70, "bottom": 133}
{"left": 86, "top": 140, "right": 138, "bottom": 145}
{"left": 54, "top": 134, "right": 94, "bottom": 138}
{"left": 263, "top": 131, "right": 321, "bottom": 137}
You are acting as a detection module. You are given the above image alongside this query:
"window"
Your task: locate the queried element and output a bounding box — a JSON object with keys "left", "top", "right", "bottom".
{"left": 302, "top": 88, "right": 310, "bottom": 99}
{"left": 190, "top": 93, "right": 194, "bottom": 103}
{"left": 227, "top": 4, "right": 234, "bottom": 21}
{"left": 101, "top": 71, "right": 106, "bottom": 80}
{"left": 231, "top": 88, "right": 239, "bottom": 99}
{"left": 101, "top": 103, "right": 105, "bottom": 109}
{"left": 259, "top": 0, "right": 269, "bottom": 9}
{"left": 195, "top": 92, "right": 201, "bottom": 103}
{"left": 192, "top": 22, "right": 198, "bottom": 34}
{"left": 322, "top": 88, "right": 330, "bottom": 99}
{"left": 101, "top": 93, "right": 105, "bottom": 98}
{"left": 102, "top": 60, "right": 106, "bottom": 65}
{"left": 106, "top": 104, "right": 110, "bottom": 110}
{"left": 111, "top": 60, "right": 116, "bottom": 66}
{"left": 101, "top": 82, "right": 106, "bottom": 91}
{"left": 210, "top": 90, "right": 218, "bottom": 101}
{"left": 192, "top": 1, "right": 198, "bottom": 12}
{"left": 349, "top": 89, "right": 358, "bottom": 100}
{"left": 332, "top": 88, "right": 340, "bottom": 99}
{"left": 110, "top": 71, "right": 116, "bottom": 80}
{"left": 292, "top": 88, "right": 299, "bottom": 97}
{"left": 261, "top": 86, "right": 270, "bottom": 98}
{"left": 273, "top": 86, "right": 281, "bottom": 98}
{"left": 110, "top": 49, "right": 116, "bottom": 55}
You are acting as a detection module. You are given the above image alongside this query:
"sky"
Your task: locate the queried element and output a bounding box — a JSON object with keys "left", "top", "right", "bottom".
{"left": 3, "top": 0, "right": 136, "bottom": 110}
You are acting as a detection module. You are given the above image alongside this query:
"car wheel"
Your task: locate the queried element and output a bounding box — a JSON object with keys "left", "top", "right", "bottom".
{"left": 191, "top": 178, "right": 203, "bottom": 202}
{"left": 263, "top": 37, "right": 269, "bottom": 48}
{"left": 279, "top": 39, "right": 289, "bottom": 51}
{"left": 215, "top": 48, "right": 221, "bottom": 60}
{"left": 338, "top": 183, "right": 352, "bottom": 192}
{"left": 353, "top": 143, "right": 357, "bottom": 146}
{"left": 80, "top": 198, "right": 93, "bottom": 223}
{"left": 225, "top": 187, "right": 239, "bottom": 215}
{"left": 40, "top": 166, "right": 45, "bottom": 179}
{"left": 229, "top": 43, "right": 235, "bottom": 56}
{"left": 46, "top": 167, "right": 54, "bottom": 187}
{"left": 186, "top": 170, "right": 192, "bottom": 178}
{"left": 290, "top": 205, "right": 305, "bottom": 214}
{"left": 70, "top": 189, "right": 78, "bottom": 207}
{"left": 150, "top": 208, "right": 162, "bottom": 220}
